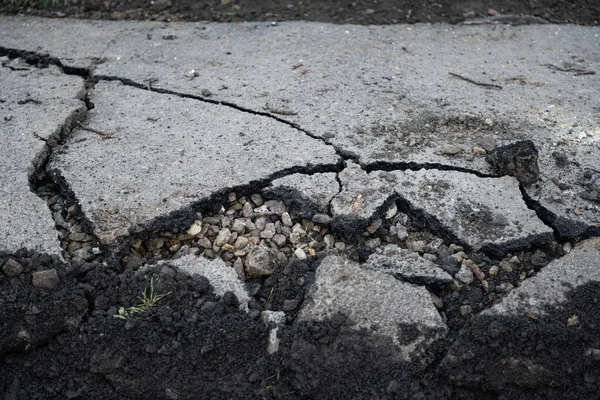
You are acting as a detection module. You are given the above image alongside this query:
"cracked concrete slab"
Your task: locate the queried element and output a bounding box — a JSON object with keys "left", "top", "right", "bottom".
{"left": 1, "top": 18, "right": 599, "bottom": 238}
{"left": 440, "top": 237, "right": 600, "bottom": 391}
{"left": 332, "top": 164, "right": 553, "bottom": 255}
{"left": 156, "top": 255, "right": 250, "bottom": 311}
{"left": 49, "top": 80, "right": 339, "bottom": 244}
{"left": 0, "top": 60, "right": 85, "bottom": 255}
{"left": 262, "top": 172, "right": 339, "bottom": 218}
{"left": 364, "top": 244, "right": 453, "bottom": 286}
{"left": 298, "top": 254, "right": 448, "bottom": 360}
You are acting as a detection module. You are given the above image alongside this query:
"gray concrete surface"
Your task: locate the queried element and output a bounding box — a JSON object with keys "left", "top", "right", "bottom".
{"left": 49, "top": 80, "right": 339, "bottom": 244}
{"left": 298, "top": 254, "right": 448, "bottom": 360}
{"left": 0, "top": 59, "right": 85, "bottom": 255}
{"left": 1, "top": 17, "right": 598, "bottom": 241}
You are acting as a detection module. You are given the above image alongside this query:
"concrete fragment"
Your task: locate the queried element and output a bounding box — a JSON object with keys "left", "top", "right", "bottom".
{"left": 299, "top": 254, "right": 447, "bottom": 359}
{"left": 49, "top": 81, "right": 339, "bottom": 244}
{"left": 263, "top": 172, "right": 340, "bottom": 218}
{"left": 364, "top": 244, "right": 453, "bottom": 286}
{"left": 441, "top": 237, "right": 600, "bottom": 393}
{"left": 0, "top": 63, "right": 85, "bottom": 256}
{"left": 160, "top": 255, "right": 249, "bottom": 311}
{"left": 390, "top": 169, "right": 553, "bottom": 256}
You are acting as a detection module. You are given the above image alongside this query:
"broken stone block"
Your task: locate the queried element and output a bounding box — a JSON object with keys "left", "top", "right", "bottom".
{"left": 298, "top": 254, "right": 447, "bottom": 359}
{"left": 392, "top": 169, "right": 553, "bottom": 257}
{"left": 159, "top": 255, "right": 250, "bottom": 311}
{"left": 364, "top": 244, "right": 453, "bottom": 286}
{"left": 263, "top": 172, "right": 340, "bottom": 219}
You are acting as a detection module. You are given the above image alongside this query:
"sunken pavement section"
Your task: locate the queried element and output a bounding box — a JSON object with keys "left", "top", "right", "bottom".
{"left": 1, "top": 16, "right": 599, "bottom": 399}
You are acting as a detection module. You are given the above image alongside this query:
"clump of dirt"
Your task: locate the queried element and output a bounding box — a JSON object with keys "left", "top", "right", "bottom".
{"left": 1, "top": 0, "right": 599, "bottom": 25}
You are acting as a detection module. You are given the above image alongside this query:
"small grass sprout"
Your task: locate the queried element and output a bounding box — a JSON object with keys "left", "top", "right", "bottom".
{"left": 113, "top": 277, "right": 171, "bottom": 319}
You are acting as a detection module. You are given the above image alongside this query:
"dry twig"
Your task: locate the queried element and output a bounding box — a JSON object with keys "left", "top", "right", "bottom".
{"left": 449, "top": 72, "right": 503, "bottom": 89}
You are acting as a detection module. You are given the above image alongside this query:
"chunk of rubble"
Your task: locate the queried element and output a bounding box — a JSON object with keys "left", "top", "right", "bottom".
{"left": 440, "top": 237, "right": 600, "bottom": 396}
{"left": 392, "top": 169, "right": 554, "bottom": 256}
{"left": 330, "top": 163, "right": 553, "bottom": 256}
{"left": 364, "top": 244, "right": 453, "bottom": 286}
{"left": 49, "top": 81, "right": 340, "bottom": 244}
{"left": 298, "top": 254, "right": 447, "bottom": 359}
{"left": 262, "top": 172, "right": 339, "bottom": 219}
{"left": 158, "top": 255, "right": 250, "bottom": 311}
{"left": 0, "top": 61, "right": 85, "bottom": 256}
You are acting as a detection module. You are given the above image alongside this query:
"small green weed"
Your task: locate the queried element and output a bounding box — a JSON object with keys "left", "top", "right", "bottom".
{"left": 113, "top": 277, "right": 171, "bottom": 320}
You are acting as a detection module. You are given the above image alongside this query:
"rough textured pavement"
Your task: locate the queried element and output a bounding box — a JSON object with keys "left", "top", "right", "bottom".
{"left": 0, "top": 58, "right": 85, "bottom": 256}
{"left": 1, "top": 16, "right": 600, "bottom": 400}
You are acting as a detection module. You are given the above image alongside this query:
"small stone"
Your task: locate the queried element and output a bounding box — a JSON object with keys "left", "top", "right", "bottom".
{"left": 255, "top": 217, "right": 268, "bottom": 231}
{"left": 242, "top": 202, "right": 254, "bottom": 218}
{"left": 334, "top": 242, "right": 346, "bottom": 251}
{"left": 456, "top": 262, "right": 474, "bottom": 284}
{"left": 201, "top": 88, "right": 212, "bottom": 97}
{"left": 165, "top": 388, "right": 179, "bottom": 400}
{"left": 563, "top": 242, "right": 572, "bottom": 254}
{"left": 147, "top": 238, "right": 164, "bottom": 250}
{"left": 282, "top": 299, "right": 299, "bottom": 311}
{"left": 407, "top": 240, "right": 426, "bottom": 253}
{"left": 567, "top": 315, "right": 580, "bottom": 326}
{"left": 324, "top": 234, "right": 336, "bottom": 248}
{"left": 73, "top": 247, "right": 95, "bottom": 261}
{"left": 312, "top": 213, "right": 332, "bottom": 225}
{"left": 281, "top": 212, "right": 293, "bottom": 227}
{"left": 32, "top": 269, "right": 59, "bottom": 290}
{"left": 264, "top": 200, "right": 286, "bottom": 214}
{"left": 68, "top": 232, "right": 93, "bottom": 242}
{"left": 449, "top": 244, "right": 464, "bottom": 253}
{"left": 231, "top": 219, "right": 246, "bottom": 234}
{"left": 451, "top": 251, "right": 467, "bottom": 263}
{"left": 366, "top": 219, "right": 382, "bottom": 234}
{"left": 251, "top": 194, "right": 264, "bottom": 206}
{"left": 364, "top": 238, "right": 381, "bottom": 249}
{"left": 234, "top": 236, "right": 249, "bottom": 250}
{"left": 488, "top": 265, "right": 499, "bottom": 276}
{"left": 2, "top": 259, "right": 24, "bottom": 277}
{"left": 245, "top": 247, "right": 286, "bottom": 277}
{"left": 187, "top": 221, "right": 203, "bottom": 236}
{"left": 385, "top": 204, "right": 398, "bottom": 219}
{"left": 233, "top": 257, "right": 245, "bottom": 281}
{"left": 294, "top": 248, "right": 307, "bottom": 260}
{"left": 198, "top": 237, "right": 212, "bottom": 249}
{"left": 273, "top": 234, "right": 287, "bottom": 247}
{"left": 499, "top": 261, "right": 513, "bottom": 273}
{"left": 215, "top": 229, "right": 232, "bottom": 247}
{"left": 396, "top": 225, "right": 408, "bottom": 241}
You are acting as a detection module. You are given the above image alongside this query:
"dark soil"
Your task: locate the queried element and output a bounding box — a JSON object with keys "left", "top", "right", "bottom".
{"left": 1, "top": 0, "right": 599, "bottom": 25}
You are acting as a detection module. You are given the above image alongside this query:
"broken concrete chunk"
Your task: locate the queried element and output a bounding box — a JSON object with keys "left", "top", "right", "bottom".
{"left": 441, "top": 237, "right": 600, "bottom": 393}
{"left": 364, "top": 244, "right": 453, "bottom": 286}
{"left": 0, "top": 64, "right": 85, "bottom": 256}
{"left": 299, "top": 254, "right": 447, "bottom": 359}
{"left": 263, "top": 172, "right": 340, "bottom": 219}
{"left": 392, "top": 169, "right": 553, "bottom": 257}
{"left": 486, "top": 140, "right": 540, "bottom": 185}
{"left": 49, "top": 81, "right": 339, "bottom": 244}
{"left": 159, "top": 255, "right": 250, "bottom": 311}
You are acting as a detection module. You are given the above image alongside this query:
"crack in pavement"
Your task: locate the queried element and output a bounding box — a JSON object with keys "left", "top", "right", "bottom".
{"left": 94, "top": 74, "right": 347, "bottom": 158}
